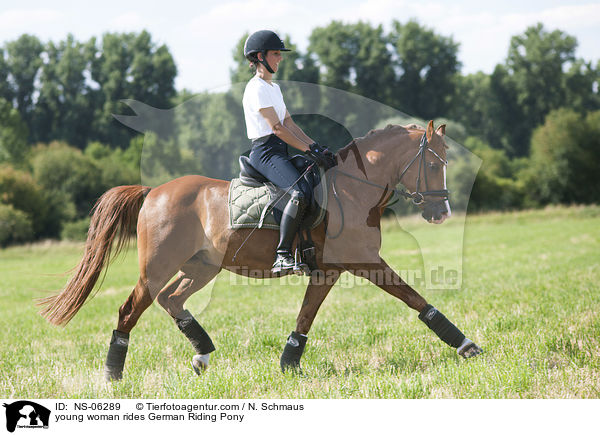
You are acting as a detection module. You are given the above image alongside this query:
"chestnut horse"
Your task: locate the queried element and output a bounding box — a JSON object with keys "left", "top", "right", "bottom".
{"left": 39, "top": 120, "right": 482, "bottom": 380}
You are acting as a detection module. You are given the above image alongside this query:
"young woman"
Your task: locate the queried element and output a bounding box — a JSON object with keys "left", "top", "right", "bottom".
{"left": 242, "top": 30, "right": 335, "bottom": 276}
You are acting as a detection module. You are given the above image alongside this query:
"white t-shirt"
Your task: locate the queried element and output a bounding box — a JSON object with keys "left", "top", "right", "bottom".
{"left": 242, "top": 76, "right": 287, "bottom": 140}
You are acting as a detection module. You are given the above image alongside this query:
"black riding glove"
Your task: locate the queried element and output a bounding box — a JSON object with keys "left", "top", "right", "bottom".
{"left": 316, "top": 143, "right": 337, "bottom": 168}
{"left": 306, "top": 143, "right": 336, "bottom": 169}
{"left": 304, "top": 148, "right": 329, "bottom": 168}
{"left": 311, "top": 142, "right": 333, "bottom": 157}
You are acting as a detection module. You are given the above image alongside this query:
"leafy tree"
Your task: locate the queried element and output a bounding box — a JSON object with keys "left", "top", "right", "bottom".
{"left": 172, "top": 91, "right": 246, "bottom": 181}
{"left": 0, "top": 203, "right": 33, "bottom": 246}
{"left": 463, "top": 137, "right": 524, "bottom": 210}
{"left": 388, "top": 20, "right": 460, "bottom": 119}
{"left": 527, "top": 108, "right": 600, "bottom": 204}
{"left": 128, "top": 32, "right": 177, "bottom": 108}
{"left": 60, "top": 217, "right": 91, "bottom": 241}
{"left": 123, "top": 135, "right": 144, "bottom": 171}
{"left": 0, "top": 164, "right": 46, "bottom": 234}
{"left": 307, "top": 22, "right": 396, "bottom": 148}
{"left": 90, "top": 31, "right": 177, "bottom": 146}
{"left": 0, "top": 31, "right": 176, "bottom": 150}
{"left": 0, "top": 163, "right": 72, "bottom": 238}
{"left": 450, "top": 24, "right": 596, "bottom": 158}
{"left": 230, "top": 32, "right": 254, "bottom": 86}
{"left": 490, "top": 23, "right": 579, "bottom": 156}
{"left": 34, "top": 35, "right": 96, "bottom": 148}
{"left": 564, "top": 59, "right": 600, "bottom": 113}
{"left": 0, "top": 98, "right": 29, "bottom": 164}
{"left": 309, "top": 21, "right": 394, "bottom": 105}
{"left": 31, "top": 142, "right": 103, "bottom": 218}
{"left": 0, "top": 48, "right": 13, "bottom": 103}
{"left": 450, "top": 72, "right": 504, "bottom": 147}
{"left": 84, "top": 141, "right": 140, "bottom": 187}
{"left": 488, "top": 65, "right": 528, "bottom": 155}
{"left": 5, "top": 35, "right": 44, "bottom": 134}
{"left": 507, "top": 24, "right": 576, "bottom": 124}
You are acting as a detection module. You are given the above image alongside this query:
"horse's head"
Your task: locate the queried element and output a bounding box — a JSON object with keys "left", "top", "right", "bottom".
{"left": 398, "top": 120, "right": 451, "bottom": 224}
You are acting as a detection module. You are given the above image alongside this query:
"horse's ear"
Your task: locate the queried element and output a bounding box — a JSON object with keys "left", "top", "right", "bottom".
{"left": 436, "top": 124, "right": 446, "bottom": 137}
{"left": 426, "top": 120, "right": 434, "bottom": 142}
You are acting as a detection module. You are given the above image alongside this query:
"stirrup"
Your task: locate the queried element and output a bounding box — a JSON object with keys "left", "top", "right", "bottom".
{"left": 293, "top": 248, "right": 310, "bottom": 276}
{"left": 271, "top": 252, "right": 308, "bottom": 277}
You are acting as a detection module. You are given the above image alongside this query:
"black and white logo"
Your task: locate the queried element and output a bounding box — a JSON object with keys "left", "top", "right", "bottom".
{"left": 3, "top": 401, "right": 50, "bottom": 432}
{"left": 425, "top": 308, "right": 438, "bottom": 320}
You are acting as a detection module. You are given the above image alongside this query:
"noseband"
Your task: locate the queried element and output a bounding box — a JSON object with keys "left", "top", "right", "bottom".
{"left": 327, "top": 133, "right": 449, "bottom": 239}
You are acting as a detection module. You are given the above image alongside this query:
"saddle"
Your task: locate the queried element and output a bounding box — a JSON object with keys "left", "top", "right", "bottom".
{"left": 228, "top": 153, "right": 328, "bottom": 271}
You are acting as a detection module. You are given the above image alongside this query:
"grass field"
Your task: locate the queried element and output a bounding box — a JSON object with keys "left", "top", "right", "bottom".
{"left": 1, "top": 205, "right": 599, "bottom": 399}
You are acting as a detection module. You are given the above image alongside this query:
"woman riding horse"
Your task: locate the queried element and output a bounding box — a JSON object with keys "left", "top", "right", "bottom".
{"left": 242, "top": 30, "right": 335, "bottom": 276}
{"left": 39, "top": 47, "right": 483, "bottom": 379}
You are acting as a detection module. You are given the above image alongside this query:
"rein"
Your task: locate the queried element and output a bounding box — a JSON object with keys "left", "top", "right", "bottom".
{"left": 326, "top": 133, "right": 449, "bottom": 239}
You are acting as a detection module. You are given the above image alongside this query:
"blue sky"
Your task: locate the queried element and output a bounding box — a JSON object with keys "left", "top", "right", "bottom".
{"left": 1, "top": 1, "right": 599, "bottom": 92}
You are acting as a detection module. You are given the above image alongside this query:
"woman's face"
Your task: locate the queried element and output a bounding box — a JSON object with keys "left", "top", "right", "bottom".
{"left": 260, "top": 50, "right": 282, "bottom": 73}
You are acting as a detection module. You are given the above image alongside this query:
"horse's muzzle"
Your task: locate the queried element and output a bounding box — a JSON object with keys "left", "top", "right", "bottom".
{"left": 422, "top": 200, "right": 450, "bottom": 224}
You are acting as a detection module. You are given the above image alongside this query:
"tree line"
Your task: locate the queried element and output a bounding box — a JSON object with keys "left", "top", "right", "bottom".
{"left": 0, "top": 21, "right": 599, "bottom": 246}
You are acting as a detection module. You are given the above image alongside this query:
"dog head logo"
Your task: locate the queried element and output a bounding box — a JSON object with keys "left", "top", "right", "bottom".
{"left": 3, "top": 401, "right": 50, "bottom": 432}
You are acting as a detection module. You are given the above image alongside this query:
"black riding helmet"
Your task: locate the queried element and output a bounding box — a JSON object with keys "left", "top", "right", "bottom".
{"left": 244, "top": 30, "right": 291, "bottom": 74}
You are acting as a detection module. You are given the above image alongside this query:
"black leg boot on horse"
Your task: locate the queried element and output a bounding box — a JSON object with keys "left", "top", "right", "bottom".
{"left": 104, "top": 330, "right": 130, "bottom": 381}
{"left": 272, "top": 190, "right": 309, "bottom": 276}
{"left": 174, "top": 310, "right": 216, "bottom": 374}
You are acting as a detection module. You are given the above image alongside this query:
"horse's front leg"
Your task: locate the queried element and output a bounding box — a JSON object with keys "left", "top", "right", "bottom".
{"left": 348, "top": 258, "right": 482, "bottom": 358}
{"left": 280, "top": 268, "right": 341, "bottom": 372}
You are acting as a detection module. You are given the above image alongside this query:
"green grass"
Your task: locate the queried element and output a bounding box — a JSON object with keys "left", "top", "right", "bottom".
{"left": 1, "top": 205, "right": 599, "bottom": 398}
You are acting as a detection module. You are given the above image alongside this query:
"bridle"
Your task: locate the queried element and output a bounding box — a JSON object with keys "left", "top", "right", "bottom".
{"left": 327, "top": 133, "right": 449, "bottom": 239}
{"left": 397, "top": 133, "right": 449, "bottom": 205}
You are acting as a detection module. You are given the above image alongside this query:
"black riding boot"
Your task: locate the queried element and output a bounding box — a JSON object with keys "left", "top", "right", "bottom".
{"left": 272, "top": 191, "right": 308, "bottom": 276}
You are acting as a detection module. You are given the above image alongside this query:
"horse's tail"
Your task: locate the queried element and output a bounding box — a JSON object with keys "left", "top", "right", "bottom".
{"left": 38, "top": 185, "right": 151, "bottom": 326}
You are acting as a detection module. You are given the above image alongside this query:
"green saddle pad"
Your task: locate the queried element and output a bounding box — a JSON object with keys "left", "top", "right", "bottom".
{"left": 228, "top": 179, "right": 279, "bottom": 230}
{"left": 228, "top": 169, "right": 327, "bottom": 230}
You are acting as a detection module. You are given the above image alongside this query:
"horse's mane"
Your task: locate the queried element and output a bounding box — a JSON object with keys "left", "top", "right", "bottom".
{"left": 338, "top": 123, "right": 424, "bottom": 156}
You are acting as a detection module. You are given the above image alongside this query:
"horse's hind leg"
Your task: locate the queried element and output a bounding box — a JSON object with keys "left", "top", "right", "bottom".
{"left": 105, "top": 236, "right": 203, "bottom": 381}
{"left": 156, "top": 256, "right": 221, "bottom": 374}
{"left": 104, "top": 277, "right": 154, "bottom": 381}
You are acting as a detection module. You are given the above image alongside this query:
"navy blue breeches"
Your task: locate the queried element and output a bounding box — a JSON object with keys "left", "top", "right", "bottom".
{"left": 249, "top": 135, "right": 312, "bottom": 203}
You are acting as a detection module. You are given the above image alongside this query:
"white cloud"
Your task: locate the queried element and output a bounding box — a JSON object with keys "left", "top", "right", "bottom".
{"left": 539, "top": 3, "right": 600, "bottom": 29}
{"left": 192, "top": 0, "right": 295, "bottom": 24}
{"left": 0, "top": 8, "right": 63, "bottom": 30}
{"left": 110, "top": 12, "right": 145, "bottom": 31}
{"left": 188, "top": 0, "right": 315, "bottom": 44}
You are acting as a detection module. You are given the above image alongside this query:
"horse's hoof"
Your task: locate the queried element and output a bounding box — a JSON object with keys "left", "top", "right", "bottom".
{"left": 457, "top": 338, "right": 483, "bottom": 359}
{"left": 104, "top": 366, "right": 123, "bottom": 382}
{"left": 191, "top": 354, "right": 210, "bottom": 375}
{"left": 280, "top": 360, "right": 303, "bottom": 375}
